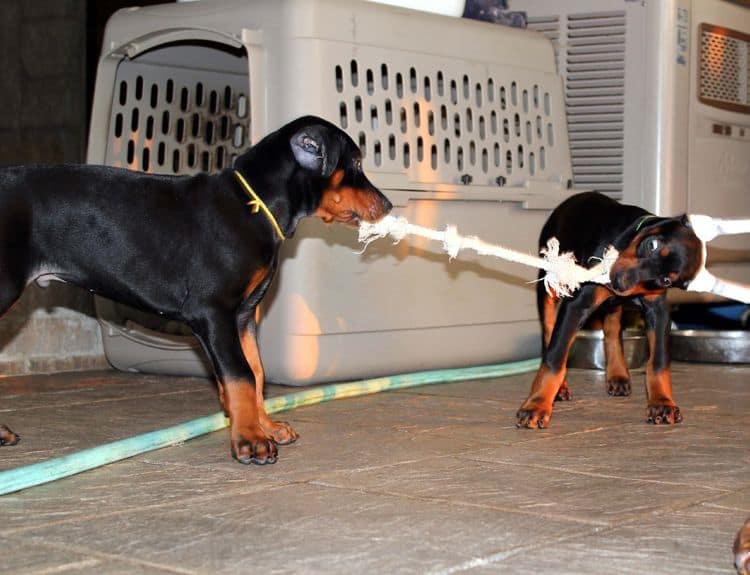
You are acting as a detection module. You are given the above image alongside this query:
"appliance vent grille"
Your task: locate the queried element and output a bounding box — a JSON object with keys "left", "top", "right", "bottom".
{"left": 529, "top": 11, "right": 626, "bottom": 198}
{"left": 699, "top": 23, "right": 750, "bottom": 114}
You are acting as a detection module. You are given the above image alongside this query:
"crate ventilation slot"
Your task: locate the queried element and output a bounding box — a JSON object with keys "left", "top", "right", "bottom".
{"left": 335, "top": 60, "right": 558, "bottom": 186}
{"left": 529, "top": 10, "right": 625, "bottom": 198}
{"left": 106, "top": 47, "right": 250, "bottom": 175}
{"left": 699, "top": 23, "right": 750, "bottom": 114}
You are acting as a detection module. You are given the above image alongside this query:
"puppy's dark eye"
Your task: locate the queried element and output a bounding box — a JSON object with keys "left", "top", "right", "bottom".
{"left": 647, "top": 237, "right": 661, "bottom": 253}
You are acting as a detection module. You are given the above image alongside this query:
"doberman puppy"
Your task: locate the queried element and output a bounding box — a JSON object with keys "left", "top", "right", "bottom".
{"left": 517, "top": 191, "right": 702, "bottom": 429}
{"left": 737, "top": 519, "right": 750, "bottom": 575}
{"left": 0, "top": 115, "right": 392, "bottom": 464}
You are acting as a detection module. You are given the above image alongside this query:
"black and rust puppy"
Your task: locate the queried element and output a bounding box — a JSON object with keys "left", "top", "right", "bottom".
{"left": 0, "top": 115, "right": 392, "bottom": 464}
{"left": 517, "top": 191, "right": 702, "bottom": 429}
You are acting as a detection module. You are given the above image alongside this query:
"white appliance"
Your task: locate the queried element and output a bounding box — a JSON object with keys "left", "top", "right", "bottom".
{"left": 514, "top": 0, "right": 750, "bottom": 277}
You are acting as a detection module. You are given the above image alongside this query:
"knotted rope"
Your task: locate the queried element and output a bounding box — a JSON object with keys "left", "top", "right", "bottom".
{"left": 358, "top": 215, "right": 619, "bottom": 298}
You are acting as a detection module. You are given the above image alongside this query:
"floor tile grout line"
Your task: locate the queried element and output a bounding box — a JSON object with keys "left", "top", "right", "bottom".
{"left": 128, "top": 419, "right": 738, "bottom": 494}
{"left": 3, "top": 409, "right": 737, "bottom": 525}
{"left": 307, "top": 465, "right": 746, "bottom": 531}
{"left": 20, "top": 557, "right": 103, "bottom": 575}
{"left": 133, "top": 443, "right": 495, "bottom": 476}
{"left": 5, "top": 450, "right": 739, "bottom": 540}
{"left": 45, "top": 454, "right": 628, "bottom": 536}
{"left": 4, "top": 477, "right": 608, "bottom": 572}
{"left": 427, "top": 526, "right": 606, "bottom": 575}
{"left": 0, "top": 478, "right": 309, "bottom": 538}
{"left": 6, "top": 534, "right": 207, "bottom": 575}
{"left": 624, "top": 486, "right": 750, "bottom": 518}
{"left": 3, "top": 476, "right": 623, "bottom": 575}
{"left": 0, "top": 388, "right": 216, "bottom": 414}
{"left": 137, "top": 441, "right": 676, "bottom": 491}
{"left": 427, "top": 488, "right": 749, "bottom": 574}
{"left": 307, "top": 479, "right": 610, "bottom": 527}
{"left": 464, "top": 453, "right": 737, "bottom": 492}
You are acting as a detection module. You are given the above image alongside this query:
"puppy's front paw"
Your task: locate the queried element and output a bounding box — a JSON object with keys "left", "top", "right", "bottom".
{"left": 607, "top": 377, "right": 632, "bottom": 397}
{"left": 516, "top": 401, "right": 553, "bottom": 429}
{"left": 231, "top": 430, "right": 278, "bottom": 465}
{"left": 0, "top": 424, "right": 20, "bottom": 446}
{"left": 646, "top": 403, "right": 682, "bottom": 425}
{"left": 262, "top": 420, "right": 299, "bottom": 445}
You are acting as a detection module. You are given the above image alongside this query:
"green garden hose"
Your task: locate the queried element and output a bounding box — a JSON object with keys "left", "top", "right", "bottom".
{"left": 0, "top": 358, "right": 538, "bottom": 496}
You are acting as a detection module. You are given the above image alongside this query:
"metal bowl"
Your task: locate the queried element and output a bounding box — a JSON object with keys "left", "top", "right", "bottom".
{"left": 567, "top": 329, "right": 648, "bottom": 370}
{"left": 670, "top": 329, "right": 750, "bottom": 364}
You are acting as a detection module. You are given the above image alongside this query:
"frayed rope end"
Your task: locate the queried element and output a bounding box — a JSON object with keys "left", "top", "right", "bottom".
{"left": 539, "top": 239, "right": 618, "bottom": 297}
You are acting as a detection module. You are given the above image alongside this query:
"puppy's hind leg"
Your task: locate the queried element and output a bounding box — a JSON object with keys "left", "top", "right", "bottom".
{"left": 0, "top": 276, "right": 26, "bottom": 446}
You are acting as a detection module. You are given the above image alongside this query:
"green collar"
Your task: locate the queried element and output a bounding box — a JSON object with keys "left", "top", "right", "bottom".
{"left": 634, "top": 214, "right": 658, "bottom": 231}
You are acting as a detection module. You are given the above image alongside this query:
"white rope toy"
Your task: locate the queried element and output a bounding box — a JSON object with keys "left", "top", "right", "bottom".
{"left": 686, "top": 215, "right": 750, "bottom": 303}
{"left": 358, "top": 214, "right": 619, "bottom": 298}
{"left": 359, "top": 214, "right": 750, "bottom": 303}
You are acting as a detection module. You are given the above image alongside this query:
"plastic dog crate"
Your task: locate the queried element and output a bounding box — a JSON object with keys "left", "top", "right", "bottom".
{"left": 87, "top": 0, "right": 574, "bottom": 384}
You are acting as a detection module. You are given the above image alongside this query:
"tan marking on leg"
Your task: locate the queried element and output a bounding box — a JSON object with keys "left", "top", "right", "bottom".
{"left": 644, "top": 331, "right": 681, "bottom": 424}
{"left": 603, "top": 305, "right": 631, "bottom": 396}
{"left": 239, "top": 330, "right": 298, "bottom": 444}
{"left": 542, "top": 292, "right": 570, "bottom": 401}
{"left": 222, "top": 377, "right": 277, "bottom": 464}
{"left": 603, "top": 305, "right": 626, "bottom": 375}
{"left": 542, "top": 293, "right": 559, "bottom": 349}
{"left": 517, "top": 364, "right": 566, "bottom": 428}
{"left": 223, "top": 377, "right": 260, "bottom": 429}
{"left": 239, "top": 330, "right": 265, "bottom": 405}
{"left": 243, "top": 267, "right": 269, "bottom": 300}
{"left": 216, "top": 381, "right": 228, "bottom": 416}
{"left": 645, "top": 331, "right": 674, "bottom": 404}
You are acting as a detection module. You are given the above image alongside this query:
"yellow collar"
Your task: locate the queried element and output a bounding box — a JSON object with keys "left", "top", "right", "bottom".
{"left": 233, "top": 170, "right": 286, "bottom": 241}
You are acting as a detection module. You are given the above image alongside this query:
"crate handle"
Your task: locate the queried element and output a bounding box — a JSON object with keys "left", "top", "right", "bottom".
{"left": 112, "top": 28, "right": 244, "bottom": 60}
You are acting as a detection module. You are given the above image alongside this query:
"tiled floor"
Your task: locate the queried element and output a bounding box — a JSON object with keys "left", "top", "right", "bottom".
{"left": 1, "top": 362, "right": 748, "bottom": 574}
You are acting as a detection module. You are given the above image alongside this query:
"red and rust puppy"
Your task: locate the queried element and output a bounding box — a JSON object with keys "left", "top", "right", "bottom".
{"left": 517, "top": 191, "right": 702, "bottom": 429}
{"left": 0, "top": 115, "right": 392, "bottom": 464}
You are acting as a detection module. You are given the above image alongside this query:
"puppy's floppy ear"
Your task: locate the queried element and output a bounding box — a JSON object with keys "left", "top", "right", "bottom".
{"left": 290, "top": 125, "right": 339, "bottom": 177}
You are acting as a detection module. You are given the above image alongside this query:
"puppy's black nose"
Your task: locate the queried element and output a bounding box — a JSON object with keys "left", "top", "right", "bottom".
{"left": 381, "top": 196, "right": 393, "bottom": 213}
{"left": 610, "top": 275, "right": 623, "bottom": 292}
